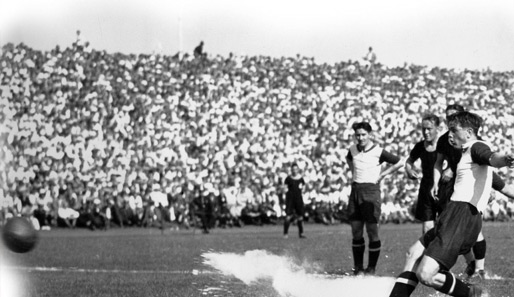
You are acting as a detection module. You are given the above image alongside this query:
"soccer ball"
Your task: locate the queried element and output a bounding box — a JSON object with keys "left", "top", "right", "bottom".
{"left": 2, "top": 217, "right": 38, "bottom": 253}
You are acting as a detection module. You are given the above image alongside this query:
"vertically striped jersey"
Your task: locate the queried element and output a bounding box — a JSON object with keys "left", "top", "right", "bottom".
{"left": 451, "top": 140, "right": 494, "bottom": 212}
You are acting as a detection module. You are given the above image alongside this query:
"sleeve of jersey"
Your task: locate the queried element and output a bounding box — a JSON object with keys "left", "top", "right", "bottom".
{"left": 435, "top": 134, "right": 446, "bottom": 153}
{"left": 346, "top": 150, "right": 353, "bottom": 161}
{"left": 379, "top": 149, "right": 401, "bottom": 164}
{"left": 491, "top": 171, "right": 505, "bottom": 191}
{"left": 409, "top": 142, "right": 422, "bottom": 162}
{"left": 470, "top": 142, "right": 494, "bottom": 165}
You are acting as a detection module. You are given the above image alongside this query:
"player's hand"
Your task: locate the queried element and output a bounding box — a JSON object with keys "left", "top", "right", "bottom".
{"left": 431, "top": 185, "right": 439, "bottom": 201}
{"left": 376, "top": 175, "right": 381, "bottom": 183}
{"left": 506, "top": 155, "right": 514, "bottom": 168}
{"left": 488, "top": 194, "right": 496, "bottom": 205}
{"left": 441, "top": 168, "right": 453, "bottom": 182}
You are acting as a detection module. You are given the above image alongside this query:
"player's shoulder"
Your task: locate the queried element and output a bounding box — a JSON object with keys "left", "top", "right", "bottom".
{"left": 469, "top": 140, "right": 492, "bottom": 152}
{"left": 436, "top": 131, "right": 449, "bottom": 145}
{"left": 413, "top": 140, "right": 425, "bottom": 150}
{"left": 348, "top": 144, "right": 359, "bottom": 156}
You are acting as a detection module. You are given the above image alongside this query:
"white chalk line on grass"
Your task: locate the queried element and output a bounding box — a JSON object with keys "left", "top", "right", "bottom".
{"left": 4, "top": 266, "right": 217, "bottom": 275}
{"left": 5, "top": 266, "right": 513, "bottom": 283}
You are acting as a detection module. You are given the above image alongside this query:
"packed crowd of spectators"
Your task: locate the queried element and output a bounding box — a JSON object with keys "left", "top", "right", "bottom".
{"left": 1, "top": 33, "right": 514, "bottom": 232}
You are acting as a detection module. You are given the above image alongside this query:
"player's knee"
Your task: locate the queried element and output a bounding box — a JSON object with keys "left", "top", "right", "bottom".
{"left": 352, "top": 230, "right": 364, "bottom": 240}
{"left": 366, "top": 228, "right": 380, "bottom": 241}
{"left": 415, "top": 266, "right": 437, "bottom": 287}
{"left": 405, "top": 248, "right": 420, "bottom": 262}
{"left": 368, "top": 232, "right": 380, "bottom": 242}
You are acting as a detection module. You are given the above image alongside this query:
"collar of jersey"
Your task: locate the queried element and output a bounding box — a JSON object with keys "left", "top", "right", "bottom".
{"left": 461, "top": 140, "right": 478, "bottom": 152}
{"left": 357, "top": 144, "right": 376, "bottom": 153}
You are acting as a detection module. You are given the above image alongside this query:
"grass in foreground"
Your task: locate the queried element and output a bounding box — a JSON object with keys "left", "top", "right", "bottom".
{"left": 2, "top": 222, "right": 514, "bottom": 297}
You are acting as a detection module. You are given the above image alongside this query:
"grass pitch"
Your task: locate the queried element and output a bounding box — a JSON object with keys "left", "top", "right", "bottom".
{"left": 2, "top": 222, "right": 514, "bottom": 297}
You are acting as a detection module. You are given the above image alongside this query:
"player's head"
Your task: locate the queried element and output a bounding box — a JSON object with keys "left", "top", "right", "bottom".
{"left": 447, "top": 111, "right": 482, "bottom": 148}
{"left": 352, "top": 121, "right": 372, "bottom": 147}
{"left": 291, "top": 163, "right": 300, "bottom": 175}
{"left": 445, "top": 104, "right": 465, "bottom": 119}
{"left": 421, "top": 114, "right": 440, "bottom": 142}
{"left": 352, "top": 121, "right": 372, "bottom": 132}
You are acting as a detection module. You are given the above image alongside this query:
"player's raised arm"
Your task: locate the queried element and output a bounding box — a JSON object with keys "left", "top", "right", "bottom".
{"left": 378, "top": 156, "right": 404, "bottom": 183}
{"left": 488, "top": 153, "right": 514, "bottom": 168}
{"left": 499, "top": 183, "right": 514, "bottom": 199}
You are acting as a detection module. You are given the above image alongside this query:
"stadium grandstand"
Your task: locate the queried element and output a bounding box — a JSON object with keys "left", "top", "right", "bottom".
{"left": 1, "top": 38, "right": 514, "bottom": 231}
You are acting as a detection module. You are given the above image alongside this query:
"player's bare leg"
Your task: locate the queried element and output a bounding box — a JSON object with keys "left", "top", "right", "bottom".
{"left": 422, "top": 220, "right": 434, "bottom": 235}
{"left": 403, "top": 241, "right": 424, "bottom": 271}
{"left": 416, "top": 255, "right": 482, "bottom": 297}
{"left": 388, "top": 241, "right": 424, "bottom": 296}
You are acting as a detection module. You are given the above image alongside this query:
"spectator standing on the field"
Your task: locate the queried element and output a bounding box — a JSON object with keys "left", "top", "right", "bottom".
{"left": 283, "top": 163, "right": 307, "bottom": 239}
{"left": 345, "top": 121, "right": 403, "bottom": 275}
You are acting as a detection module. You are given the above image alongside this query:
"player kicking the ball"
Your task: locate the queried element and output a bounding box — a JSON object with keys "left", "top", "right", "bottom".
{"left": 388, "top": 111, "right": 514, "bottom": 297}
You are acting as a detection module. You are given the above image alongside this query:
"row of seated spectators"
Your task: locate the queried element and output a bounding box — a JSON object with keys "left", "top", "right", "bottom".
{"left": 1, "top": 35, "right": 514, "bottom": 231}
{"left": 2, "top": 179, "right": 513, "bottom": 232}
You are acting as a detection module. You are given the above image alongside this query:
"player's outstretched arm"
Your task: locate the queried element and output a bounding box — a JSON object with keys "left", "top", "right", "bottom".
{"left": 378, "top": 158, "right": 405, "bottom": 182}
{"left": 405, "top": 158, "right": 419, "bottom": 180}
{"left": 499, "top": 183, "right": 514, "bottom": 200}
{"left": 489, "top": 153, "right": 514, "bottom": 168}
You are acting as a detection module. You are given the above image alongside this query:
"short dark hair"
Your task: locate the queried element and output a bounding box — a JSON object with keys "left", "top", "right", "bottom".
{"left": 351, "top": 121, "right": 372, "bottom": 132}
{"left": 447, "top": 111, "right": 482, "bottom": 135}
{"left": 421, "top": 114, "right": 441, "bottom": 126}
{"left": 446, "top": 104, "right": 465, "bottom": 113}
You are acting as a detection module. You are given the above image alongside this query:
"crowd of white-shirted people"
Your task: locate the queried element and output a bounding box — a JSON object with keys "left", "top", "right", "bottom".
{"left": 1, "top": 32, "right": 514, "bottom": 233}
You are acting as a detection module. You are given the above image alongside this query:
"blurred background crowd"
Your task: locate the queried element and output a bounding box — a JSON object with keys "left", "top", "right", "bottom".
{"left": 1, "top": 33, "right": 514, "bottom": 232}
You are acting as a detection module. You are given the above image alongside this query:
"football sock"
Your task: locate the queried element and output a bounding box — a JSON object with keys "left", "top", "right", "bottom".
{"left": 388, "top": 271, "right": 418, "bottom": 297}
{"left": 368, "top": 240, "right": 381, "bottom": 268}
{"left": 473, "top": 239, "right": 486, "bottom": 270}
{"left": 283, "top": 217, "right": 290, "bottom": 235}
{"left": 437, "top": 271, "right": 470, "bottom": 297}
{"left": 352, "top": 238, "right": 365, "bottom": 269}
{"left": 297, "top": 220, "right": 304, "bottom": 236}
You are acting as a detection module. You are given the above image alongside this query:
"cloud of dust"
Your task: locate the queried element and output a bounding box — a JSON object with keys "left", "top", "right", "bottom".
{"left": 203, "top": 249, "right": 396, "bottom": 297}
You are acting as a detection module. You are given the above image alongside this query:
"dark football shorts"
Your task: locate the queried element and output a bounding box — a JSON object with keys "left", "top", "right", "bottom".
{"left": 348, "top": 182, "right": 381, "bottom": 224}
{"left": 285, "top": 195, "right": 305, "bottom": 217}
{"left": 420, "top": 201, "right": 482, "bottom": 270}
